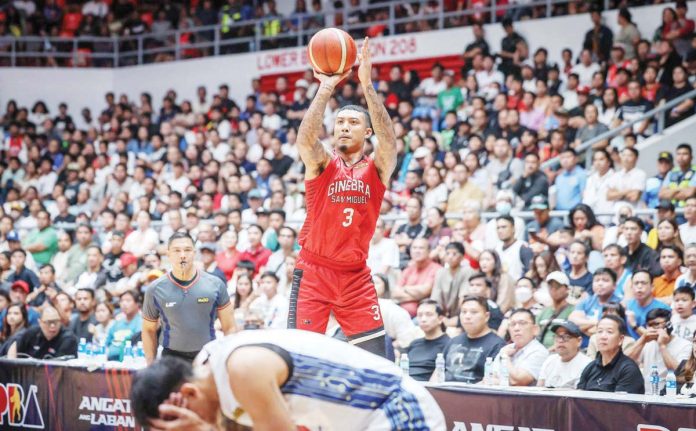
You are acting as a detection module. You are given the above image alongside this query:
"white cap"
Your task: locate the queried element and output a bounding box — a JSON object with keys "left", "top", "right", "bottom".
{"left": 546, "top": 271, "right": 570, "bottom": 286}
{"left": 413, "top": 146, "right": 430, "bottom": 159}
{"left": 295, "top": 79, "right": 309, "bottom": 89}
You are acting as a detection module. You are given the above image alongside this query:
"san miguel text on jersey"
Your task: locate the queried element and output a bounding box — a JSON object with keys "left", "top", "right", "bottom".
{"left": 328, "top": 179, "right": 372, "bottom": 204}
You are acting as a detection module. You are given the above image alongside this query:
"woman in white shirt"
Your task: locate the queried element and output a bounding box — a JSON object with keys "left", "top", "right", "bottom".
{"left": 596, "top": 87, "right": 620, "bottom": 128}
{"left": 92, "top": 301, "right": 115, "bottom": 345}
{"left": 422, "top": 166, "right": 449, "bottom": 211}
{"left": 582, "top": 149, "right": 615, "bottom": 223}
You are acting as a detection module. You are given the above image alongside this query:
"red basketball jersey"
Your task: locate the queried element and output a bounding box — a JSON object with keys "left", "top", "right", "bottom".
{"left": 299, "top": 154, "right": 386, "bottom": 267}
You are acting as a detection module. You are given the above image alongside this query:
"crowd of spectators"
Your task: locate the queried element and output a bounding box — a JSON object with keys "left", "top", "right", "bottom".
{"left": 0, "top": 0, "right": 690, "bottom": 66}
{"left": 0, "top": 1, "right": 695, "bottom": 397}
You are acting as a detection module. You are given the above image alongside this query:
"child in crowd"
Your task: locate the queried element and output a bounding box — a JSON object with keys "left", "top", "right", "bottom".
{"left": 671, "top": 286, "right": 696, "bottom": 341}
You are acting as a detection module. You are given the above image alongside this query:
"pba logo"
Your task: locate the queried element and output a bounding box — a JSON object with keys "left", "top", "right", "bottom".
{"left": 638, "top": 426, "right": 696, "bottom": 431}
{"left": 0, "top": 383, "right": 45, "bottom": 429}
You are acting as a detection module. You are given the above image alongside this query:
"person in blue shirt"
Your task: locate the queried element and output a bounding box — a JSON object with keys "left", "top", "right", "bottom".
{"left": 106, "top": 290, "right": 143, "bottom": 361}
{"left": 569, "top": 267, "right": 622, "bottom": 339}
{"left": 644, "top": 151, "right": 673, "bottom": 208}
{"left": 554, "top": 148, "right": 587, "bottom": 211}
{"left": 626, "top": 270, "right": 671, "bottom": 339}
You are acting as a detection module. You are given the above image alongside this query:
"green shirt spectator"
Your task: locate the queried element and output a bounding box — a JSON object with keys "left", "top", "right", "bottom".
{"left": 22, "top": 210, "right": 58, "bottom": 265}
{"left": 536, "top": 271, "right": 575, "bottom": 349}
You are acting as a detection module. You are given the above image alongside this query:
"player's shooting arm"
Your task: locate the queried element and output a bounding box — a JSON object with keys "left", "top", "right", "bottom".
{"left": 358, "top": 38, "right": 397, "bottom": 186}
{"left": 227, "top": 346, "right": 294, "bottom": 431}
{"left": 296, "top": 70, "right": 350, "bottom": 177}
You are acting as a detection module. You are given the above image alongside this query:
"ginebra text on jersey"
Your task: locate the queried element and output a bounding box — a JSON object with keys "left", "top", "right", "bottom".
{"left": 328, "top": 179, "right": 372, "bottom": 204}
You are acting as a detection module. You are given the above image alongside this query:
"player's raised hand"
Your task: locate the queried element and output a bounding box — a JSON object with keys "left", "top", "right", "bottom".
{"left": 313, "top": 68, "right": 351, "bottom": 90}
{"left": 357, "top": 37, "right": 372, "bottom": 86}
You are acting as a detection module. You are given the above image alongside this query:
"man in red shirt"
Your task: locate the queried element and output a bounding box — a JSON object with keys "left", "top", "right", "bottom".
{"left": 289, "top": 38, "right": 397, "bottom": 357}
{"left": 392, "top": 238, "right": 442, "bottom": 317}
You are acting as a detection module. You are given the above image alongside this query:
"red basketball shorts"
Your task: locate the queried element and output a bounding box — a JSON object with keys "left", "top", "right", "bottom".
{"left": 287, "top": 254, "right": 384, "bottom": 340}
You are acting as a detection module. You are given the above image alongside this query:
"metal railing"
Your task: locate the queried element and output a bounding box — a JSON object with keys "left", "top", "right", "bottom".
{"left": 0, "top": 0, "right": 619, "bottom": 68}
{"left": 541, "top": 88, "right": 696, "bottom": 170}
{"left": 49, "top": 208, "right": 672, "bottom": 237}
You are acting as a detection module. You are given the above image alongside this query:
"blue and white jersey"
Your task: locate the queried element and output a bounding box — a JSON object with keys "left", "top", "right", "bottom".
{"left": 199, "top": 329, "right": 445, "bottom": 431}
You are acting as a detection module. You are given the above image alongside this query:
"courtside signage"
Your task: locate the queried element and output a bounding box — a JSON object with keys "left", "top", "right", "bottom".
{"left": 0, "top": 383, "right": 45, "bottom": 429}
{"left": 78, "top": 396, "right": 137, "bottom": 428}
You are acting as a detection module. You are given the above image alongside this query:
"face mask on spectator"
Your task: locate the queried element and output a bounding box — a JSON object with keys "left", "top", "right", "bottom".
{"left": 496, "top": 201, "right": 512, "bottom": 215}
{"left": 515, "top": 286, "right": 533, "bottom": 303}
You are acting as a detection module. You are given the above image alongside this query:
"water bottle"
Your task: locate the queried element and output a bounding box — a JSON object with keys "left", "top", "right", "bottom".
{"left": 77, "top": 338, "right": 87, "bottom": 361}
{"left": 400, "top": 353, "right": 410, "bottom": 376}
{"left": 135, "top": 342, "right": 146, "bottom": 368}
{"left": 650, "top": 365, "right": 660, "bottom": 396}
{"left": 433, "top": 353, "right": 445, "bottom": 384}
{"left": 85, "top": 341, "right": 94, "bottom": 365}
{"left": 484, "top": 357, "right": 494, "bottom": 385}
{"left": 499, "top": 359, "right": 510, "bottom": 387}
{"left": 99, "top": 341, "right": 108, "bottom": 363}
{"left": 666, "top": 370, "right": 677, "bottom": 397}
{"left": 122, "top": 341, "right": 134, "bottom": 365}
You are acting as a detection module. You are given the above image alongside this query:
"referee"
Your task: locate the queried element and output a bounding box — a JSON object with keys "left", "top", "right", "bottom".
{"left": 141, "top": 232, "right": 235, "bottom": 364}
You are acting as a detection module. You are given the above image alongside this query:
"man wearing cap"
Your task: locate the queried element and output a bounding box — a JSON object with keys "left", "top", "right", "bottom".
{"left": 0, "top": 280, "right": 40, "bottom": 329}
{"left": 109, "top": 252, "right": 141, "bottom": 297}
{"left": 142, "top": 232, "right": 235, "bottom": 364}
{"left": 660, "top": 143, "right": 696, "bottom": 208}
{"left": 526, "top": 195, "right": 563, "bottom": 253}
{"left": 536, "top": 272, "right": 575, "bottom": 349}
{"left": 537, "top": 320, "right": 591, "bottom": 389}
{"left": 241, "top": 189, "right": 264, "bottom": 225}
{"left": 7, "top": 248, "right": 40, "bottom": 291}
{"left": 198, "top": 242, "right": 226, "bottom": 284}
{"left": 6, "top": 231, "right": 38, "bottom": 272}
{"left": 644, "top": 152, "right": 674, "bottom": 209}
{"left": 286, "top": 79, "right": 310, "bottom": 129}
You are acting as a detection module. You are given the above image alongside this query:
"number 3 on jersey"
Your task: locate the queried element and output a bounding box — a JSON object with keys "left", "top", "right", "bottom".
{"left": 342, "top": 208, "right": 354, "bottom": 227}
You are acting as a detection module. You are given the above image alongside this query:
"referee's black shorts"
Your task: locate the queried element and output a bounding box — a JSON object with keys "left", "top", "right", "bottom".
{"left": 162, "top": 348, "right": 199, "bottom": 363}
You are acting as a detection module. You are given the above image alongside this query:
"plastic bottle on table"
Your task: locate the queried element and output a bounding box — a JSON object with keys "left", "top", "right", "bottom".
{"left": 433, "top": 353, "right": 445, "bottom": 384}
{"left": 499, "top": 358, "right": 510, "bottom": 387}
{"left": 122, "top": 341, "right": 134, "bottom": 365}
{"left": 650, "top": 365, "right": 660, "bottom": 396}
{"left": 665, "top": 370, "right": 677, "bottom": 397}
{"left": 484, "top": 357, "right": 494, "bottom": 385}
{"left": 77, "top": 338, "right": 87, "bottom": 361}
{"left": 400, "top": 353, "right": 410, "bottom": 376}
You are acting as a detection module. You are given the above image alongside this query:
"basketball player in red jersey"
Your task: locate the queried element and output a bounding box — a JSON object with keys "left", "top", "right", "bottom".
{"left": 289, "top": 38, "right": 396, "bottom": 357}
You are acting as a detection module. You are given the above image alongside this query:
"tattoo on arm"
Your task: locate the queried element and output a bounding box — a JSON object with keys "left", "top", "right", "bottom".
{"left": 363, "top": 84, "right": 397, "bottom": 183}
{"left": 296, "top": 85, "right": 334, "bottom": 172}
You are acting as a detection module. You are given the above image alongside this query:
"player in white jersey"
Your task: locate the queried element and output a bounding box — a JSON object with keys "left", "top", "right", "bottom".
{"left": 130, "top": 329, "right": 446, "bottom": 431}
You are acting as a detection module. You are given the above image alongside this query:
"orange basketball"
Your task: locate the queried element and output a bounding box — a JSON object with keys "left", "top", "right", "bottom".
{"left": 307, "top": 28, "right": 357, "bottom": 75}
